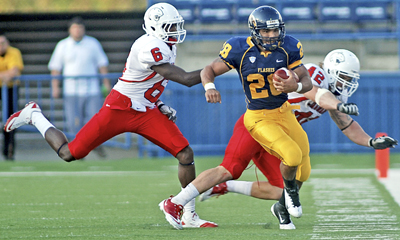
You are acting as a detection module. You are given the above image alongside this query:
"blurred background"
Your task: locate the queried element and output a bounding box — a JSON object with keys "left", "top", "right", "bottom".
{"left": 0, "top": 0, "right": 399, "bottom": 160}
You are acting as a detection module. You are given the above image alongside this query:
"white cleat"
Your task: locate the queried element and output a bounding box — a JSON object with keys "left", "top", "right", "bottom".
{"left": 4, "top": 101, "right": 41, "bottom": 132}
{"left": 182, "top": 211, "right": 218, "bottom": 228}
{"left": 284, "top": 187, "right": 302, "bottom": 218}
{"left": 158, "top": 196, "right": 183, "bottom": 230}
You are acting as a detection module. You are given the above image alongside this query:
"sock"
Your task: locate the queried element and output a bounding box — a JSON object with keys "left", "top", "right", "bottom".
{"left": 283, "top": 177, "right": 297, "bottom": 190}
{"left": 226, "top": 180, "right": 252, "bottom": 196}
{"left": 279, "top": 189, "right": 285, "bottom": 205}
{"left": 183, "top": 198, "right": 195, "bottom": 215}
{"left": 171, "top": 183, "right": 199, "bottom": 208}
{"left": 31, "top": 112, "right": 55, "bottom": 138}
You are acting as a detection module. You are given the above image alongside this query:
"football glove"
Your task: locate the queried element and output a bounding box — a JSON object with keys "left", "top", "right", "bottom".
{"left": 369, "top": 136, "right": 398, "bottom": 149}
{"left": 156, "top": 100, "right": 177, "bottom": 123}
{"left": 337, "top": 103, "right": 359, "bottom": 116}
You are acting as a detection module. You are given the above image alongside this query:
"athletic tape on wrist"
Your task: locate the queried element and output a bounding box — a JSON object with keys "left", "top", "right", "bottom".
{"left": 296, "top": 82, "right": 303, "bottom": 93}
{"left": 315, "top": 88, "right": 330, "bottom": 105}
{"left": 204, "top": 82, "right": 216, "bottom": 91}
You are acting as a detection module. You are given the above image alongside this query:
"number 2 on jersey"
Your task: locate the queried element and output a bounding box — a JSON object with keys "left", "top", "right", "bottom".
{"left": 308, "top": 66, "right": 325, "bottom": 84}
{"left": 247, "top": 74, "right": 281, "bottom": 99}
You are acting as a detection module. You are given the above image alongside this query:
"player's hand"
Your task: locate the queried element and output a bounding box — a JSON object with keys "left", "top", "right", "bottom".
{"left": 156, "top": 100, "right": 177, "bottom": 122}
{"left": 337, "top": 103, "right": 359, "bottom": 116}
{"left": 369, "top": 136, "right": 398, "bottom": 149}
{"left": 205, "top": 89, "right": 221, "bottom": 103}
{"left": 273, "top": 75, "right": 298, "bottom": 93}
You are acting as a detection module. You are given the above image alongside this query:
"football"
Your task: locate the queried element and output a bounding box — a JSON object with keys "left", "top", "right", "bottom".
{"left": 273, "top": 67, "right": 299, "bottom": 82}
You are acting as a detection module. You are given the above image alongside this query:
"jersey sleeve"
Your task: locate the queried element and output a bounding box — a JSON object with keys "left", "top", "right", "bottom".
{"left": 138, "top": 40, "right": 172, "bottom": 69}
{"left": 218, "top": 37, "right": 248, "bottom": 70}
{"left": 304, "top": 63, "right": 329, "bottom": 89}
{"left": 285, "top": 36, "right": 304, "bottom": 70}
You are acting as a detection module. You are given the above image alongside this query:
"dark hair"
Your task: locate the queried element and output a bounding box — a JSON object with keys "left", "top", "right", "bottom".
{"left": 68, "top": 16, "right": 85, "bottom": 28}
{"left": 0, "top": 30, "right": 5, "bottom": 36}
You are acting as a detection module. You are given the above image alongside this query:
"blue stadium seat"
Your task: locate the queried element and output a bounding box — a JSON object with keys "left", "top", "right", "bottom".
{"left": 319, "top": 2, "right": 354, "bottom": 22}
{"left": 198, "top": 1, "right": 235, "bottom": 23}
{"left": 279, "top": 2, "right": 316, "bottom": 22}
{"left": 172, "top": 1, "right": 198, "bottom": 23}
{"left": 354, "top": 2, "right": 391, "bottom": 22}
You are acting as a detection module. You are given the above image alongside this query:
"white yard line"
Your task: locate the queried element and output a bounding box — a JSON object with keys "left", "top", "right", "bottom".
{"left": 379, "top": 169, "right": 400, "bottom": 207}
{"left": 309, "top": 177, "right": 399, "bottom": 239}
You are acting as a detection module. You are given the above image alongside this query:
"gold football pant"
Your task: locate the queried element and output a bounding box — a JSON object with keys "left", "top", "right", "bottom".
{"left": 243, "top": 101, "right": 311, "bottom": 182}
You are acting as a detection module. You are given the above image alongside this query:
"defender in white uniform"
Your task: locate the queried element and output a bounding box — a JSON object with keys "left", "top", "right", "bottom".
{"left": 4, "top": 3, "right": 217, "bottom": 229}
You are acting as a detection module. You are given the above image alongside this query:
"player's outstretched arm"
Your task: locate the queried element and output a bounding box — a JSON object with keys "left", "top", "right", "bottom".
{"left": 200, "top": 58, "right": 230, "bottom": 104}
{"left": 328, "top": 110, "right": 398, "bottom": 149}
{"left": 151, "top": 63, "right": 201, "bottom": 87}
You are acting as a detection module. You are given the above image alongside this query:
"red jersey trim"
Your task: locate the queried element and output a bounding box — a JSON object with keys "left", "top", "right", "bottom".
{"left": 288, "top": 97, "right": 308, "bottom": 104}
{"left": 119, "top": 71, "right": 157, "bottom": 83}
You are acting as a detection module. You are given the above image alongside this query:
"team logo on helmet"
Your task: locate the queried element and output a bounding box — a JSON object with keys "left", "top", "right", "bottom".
{"left": 150, "top": 7, "right": 164, "bottom": 22}
{"left": 330, "top": 52, "right": 345, "bottom": 65}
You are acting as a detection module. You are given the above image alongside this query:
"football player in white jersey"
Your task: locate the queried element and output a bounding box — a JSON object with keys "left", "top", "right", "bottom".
{"left": 198, "top": 49, "right": 397, "bottom": 229}
{"left": 4, "top": 3, "right": 217, "bottom": 229}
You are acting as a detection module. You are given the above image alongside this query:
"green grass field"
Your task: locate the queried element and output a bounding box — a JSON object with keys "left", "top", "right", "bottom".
{"left": 1, "top": 153, "right": 400, "bottom": 239}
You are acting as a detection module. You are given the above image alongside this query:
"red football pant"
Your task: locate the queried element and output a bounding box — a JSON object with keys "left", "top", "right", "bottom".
{"left": 221, "top": 114, "right": 283, "bottom": 188}
{"left": 68, "top": 90, "right": 189, "bottom": 159}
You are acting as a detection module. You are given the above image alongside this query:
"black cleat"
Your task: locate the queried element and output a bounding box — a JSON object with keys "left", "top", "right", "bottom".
{"left": 271, "top": 202, "right": 296, "bottom": 230}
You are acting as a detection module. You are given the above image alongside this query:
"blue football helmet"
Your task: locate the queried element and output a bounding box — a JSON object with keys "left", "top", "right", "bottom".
{"left": 248, "top": 6, "right": 285, "bottom": 51}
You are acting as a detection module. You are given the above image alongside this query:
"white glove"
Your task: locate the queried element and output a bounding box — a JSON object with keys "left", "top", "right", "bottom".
{"left": 369, "top": 136, "right": 398, "bottom": 149}
{"left": 337, "top": 103, "right": 359, "bottom": 116}
{"left": 156, "top": 100, "right": 177, "bottom": 123}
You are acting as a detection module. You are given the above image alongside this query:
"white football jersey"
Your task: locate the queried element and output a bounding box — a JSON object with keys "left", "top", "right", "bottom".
{"left": 288, "top": 63, "right": 348, "bottom": 124}
{"left": 113, "top": 34, "right": 177, "bottom": 112}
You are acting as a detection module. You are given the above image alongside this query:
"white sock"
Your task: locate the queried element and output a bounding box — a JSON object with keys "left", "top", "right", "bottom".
{"left": 184, "top": 198, "right": 195, "bottom": 215}
{"left": 31, "top": 112, "right": 55, "bottom": 138}
{"left": 171, "top": 183, "right": 199, "bottom": 208}
{"left": 226, "top": 180, "right": 252, "bottom": 196}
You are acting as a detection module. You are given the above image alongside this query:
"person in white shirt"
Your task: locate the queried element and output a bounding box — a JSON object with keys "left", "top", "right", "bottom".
{"left": 48, "top": 16, "right": 111, "bottom": 139}
{"left": 5, "top": 3, "right": 216, "bottom": 229}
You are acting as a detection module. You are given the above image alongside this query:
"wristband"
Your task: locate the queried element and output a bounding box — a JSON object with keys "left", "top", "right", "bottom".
{"left": 296, "top": 82, "right": 303, "bottom": 93}
{"left": 368, "top": 138, "right": 373, "bottom": 147}
{"left": 155, "top": 99, "right": 164, "bottom": 108}
{"left": 204, "top": 82, "right": 216, "bottom": 91}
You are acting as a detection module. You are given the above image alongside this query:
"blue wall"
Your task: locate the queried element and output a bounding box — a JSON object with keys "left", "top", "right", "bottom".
{"left": 153, "top": 71, "right": 400, "bottom": 156}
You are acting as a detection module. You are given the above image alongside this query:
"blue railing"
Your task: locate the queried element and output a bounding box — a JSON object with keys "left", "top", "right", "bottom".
{"left": 2, "top": 72, "right": 400, "bottom": 157}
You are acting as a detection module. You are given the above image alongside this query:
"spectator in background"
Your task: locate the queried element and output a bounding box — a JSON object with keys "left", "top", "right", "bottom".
{"left": 48, "top": 16, "right": 111, "bottom": 158}
{"left": 0, "top": 31, "right": 23, "bottom": 161}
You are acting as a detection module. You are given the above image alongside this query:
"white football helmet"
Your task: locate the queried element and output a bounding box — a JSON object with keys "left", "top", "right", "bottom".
{"left": 143, "top": 3, "right": 186, "bottom": 44}
{"left": 323, "top": 49, "right": 360, "bottom": 97}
